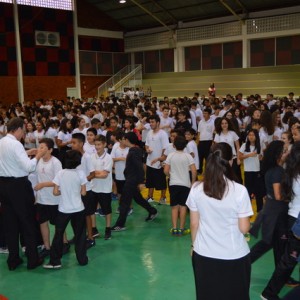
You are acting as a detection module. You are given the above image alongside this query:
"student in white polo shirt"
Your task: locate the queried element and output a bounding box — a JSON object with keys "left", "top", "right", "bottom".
{"left": 34, "top": 138, "right": 62, "bottom": 258}
{"left": 197, "top": 108, "right": 214, "bottom": 174}
{"left": 91, "top": 135, "right": 113, "bottom": 240}
{"left": 44, "top": 150, "right": 88, "bottom": 269}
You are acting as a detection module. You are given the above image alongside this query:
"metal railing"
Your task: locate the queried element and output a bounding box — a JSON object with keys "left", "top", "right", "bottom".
{"left": 97, "top": 64, "right": 142, "bottom": 98}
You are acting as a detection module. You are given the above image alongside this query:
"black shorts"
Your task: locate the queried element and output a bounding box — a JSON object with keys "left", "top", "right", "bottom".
{"left": 93, "top": 192, "right": 112, "bottom": 215}
{"left": 145, "top": 166, "right": 166, "bottom": 190}
{"left": 36, "top": 203, "right": 59, "bottom": 225}
{"left": 169, "top": 185, "right": 190, "bottom": 206}
{"left": 82, "top": 190, "right": 96, "bottom": 216}
{"left": 115, "top": 180, "right": 125, "bottom": 195}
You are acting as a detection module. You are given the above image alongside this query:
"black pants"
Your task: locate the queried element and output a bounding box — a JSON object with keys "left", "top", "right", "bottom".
{"left": 244, "top": 171, "right": 264, "bottom": 212}
{"left": 250, "top": 218, "right": 288, "bottom": 266}
{"left": 50, "top": 210, "right": 88, "bottom": 266}
{"left": 0, "top": 176, "right": 39, "bottom": 268}
{"left": 0, "top": 203, "right": 6, "bottom": 247}
{"left": 197, "top": 140, "right": 212, "bottom": 174}
{"left": 262, "top": 216, "right": 300, "bottom": 298}
{"left": 192, "top": 252, "right": 251, "bottom": 300}
{"left": 115, "top": 182, "right": 157, "bottom": 227}
{"left": 232, "top": 158, "right": 243, "bottom": 184}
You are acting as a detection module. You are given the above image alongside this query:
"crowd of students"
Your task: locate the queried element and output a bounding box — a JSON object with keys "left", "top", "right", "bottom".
{"left": 0, "top": 90, "right": 300, "bottom": 298}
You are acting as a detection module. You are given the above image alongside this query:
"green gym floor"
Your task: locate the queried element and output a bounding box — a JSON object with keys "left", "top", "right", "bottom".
{"left": 0, "top": 198, "right": 297, "bottom": 300}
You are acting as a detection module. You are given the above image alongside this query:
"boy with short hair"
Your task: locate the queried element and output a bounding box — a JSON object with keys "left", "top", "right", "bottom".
{"left": 164, "top": 135, "right": 197, "bottom": 235}
{"left": 43, "top": 150, "right": 88, "bottom": 269}
{"left": 91, "top": 135, "right": 113, "bottom": 240}
{"left": 34, "top": 138, "right": 62, "bottom": 258}
{"left": 71, "top": 133, "right": 96, "bottom": 248}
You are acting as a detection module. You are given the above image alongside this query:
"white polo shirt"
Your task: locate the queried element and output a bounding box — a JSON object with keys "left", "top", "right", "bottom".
{"left": 53, "top": 169, "right": 87, "bottom": 213}
{"left": 110, "top": 145, "right": 129, "bottom": 181}
{"left": 57, "top": 131, "right": 72, "bottom": 147}
{"left": 197, "top": 118, "right": 214, "bottom": 141}
{"left": 36, "top": 156, "right": 62, "bottom": 205}
{"left": 239, "top": 143, "right": 260, "bottom": 172}
{"left": 214, "top": 131, "right": 239, "bottom": 156}
{"left": 44, "top": 127, "right": 58, "bottom": 149}
{"left": 186, "top": 140, "right": 199, "bottom": 170}
{"left": 186, "top": 180, "right": 253, "bottom": 259}
{"left": 91, "top": 151, "right": 113, "bottom": 193}
{"left": 83, "top": 142, "right": 96, "bottom": 155}
{"left": 77, "top": 152, "right": 95, "bottom": 191}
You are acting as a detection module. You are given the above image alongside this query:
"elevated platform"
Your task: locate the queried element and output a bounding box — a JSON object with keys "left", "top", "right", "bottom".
{"left": 142, "top": 65, "right": 300, "bottom": 99}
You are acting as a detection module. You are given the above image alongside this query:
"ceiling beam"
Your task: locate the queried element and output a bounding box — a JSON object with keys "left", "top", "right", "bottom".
{"left": 129, "top": 0, "right": 173, "bottom": 32}
{"left": 219, "top": 0, "right": 244, "bottom": 23}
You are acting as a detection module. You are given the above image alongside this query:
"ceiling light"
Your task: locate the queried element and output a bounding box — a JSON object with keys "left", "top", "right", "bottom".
{"left": 119, "top": 0, "right": 126, "bottom": 3}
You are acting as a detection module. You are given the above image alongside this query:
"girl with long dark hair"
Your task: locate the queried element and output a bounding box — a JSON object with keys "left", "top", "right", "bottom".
{"left": 187, "top": 142, "right": 253, "bottom": 300}
{"left": 261, "top": 142, "right": 300, "bottom": 299}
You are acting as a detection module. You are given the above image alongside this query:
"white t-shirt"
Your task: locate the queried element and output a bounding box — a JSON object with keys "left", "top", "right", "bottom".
{"left": 34, "top": 130, "right": 45, "bottom": 147}
{"left": 288, "top": 176, "right": 300, "bottom": 218}
{"left": 159, "top": 116, "right": 174, "bottom": 136}
{"left": 44, "top": 127, "right": 58, "bottom": 149}
{"left": 72, "top": 127, "right": 88, "bottom": 136}
{"left": 239, "top": 143, "right": 260, "bottom": 172}
{"left": 165, "top": 151, "right": 195, "bottom": 188}
{"left": 197, "top": 118, "right": 214, "bottom": 141}
{"left": 81, "top": 115, "right": 91, "bottom": 127}
{"left": 77, "top": 152, "right": 95, "bottom": 191}
{"left": 146, "top": 129, "right": 169, "bottom": 169}
{"left": 186, "top": 140, "right": 199, "bottom": 170}
{"left": 259, "top": 128, "right": 273, "bottom": 152}
{"left": 110, "top": 145, "right": 129, "bottom": 181}
{"left": 25, "top": 132, "right": 36, "bottom": 149}
{"left": 36, "top": 156, "right": 62, "bottom": 205}
{"left": 214, "top": 131, "right": 239, "bottom": 156}
{"left": 186, "top": 180, "right": 253, "bottom": 259}
{"left": 83, "top": 142, "right": 96, "bottom": 155}
{"left": 0, "top": 124, "right": 6, "bottom": 139}
{"left": 91, "top": 152, "right": 113, "bottom": 193}
{"left": 57, "top": 131, "right": 72, "bottom": 147}
{"left": 53, "top": 169, "right": 87, "bottom": 213}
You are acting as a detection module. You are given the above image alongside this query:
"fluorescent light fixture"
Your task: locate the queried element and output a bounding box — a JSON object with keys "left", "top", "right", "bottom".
{"left": 119, "top": 0, "right": 126, "bottom": 3}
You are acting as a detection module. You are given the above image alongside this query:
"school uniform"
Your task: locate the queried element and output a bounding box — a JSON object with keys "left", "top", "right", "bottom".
{"left": 0, "top": 134, "right": 41, "bottom": 269}
{"left": 57, "top": 130, "right": 72, "bottom": 167}
{"left": 91, "top": 152, "right": 113, "bottom": 215}
{"left": 50, "top": 169, "right": 88, "bottom": 266}
{"left": 186, "top": 180, "right": 253, "bottom": 300}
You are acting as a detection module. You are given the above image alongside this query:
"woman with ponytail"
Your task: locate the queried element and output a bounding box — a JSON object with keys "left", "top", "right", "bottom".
{"left": 187, "top": 142, "right": 253, "bottom": 300}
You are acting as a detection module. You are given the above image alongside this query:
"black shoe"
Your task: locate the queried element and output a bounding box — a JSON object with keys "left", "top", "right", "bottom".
{"left": 145, "top": 210, "right": 158, "bottom": 222}
{"left": 8, "top": 258, "right": 24, "bottom": 271}
{"left": 104, "top": 228, "right": 111, "bottom": 240}
{"left": 286, "top": 277, "right": 300, "bottom": 287}
{"left": 86, "top": 239, "right": 96, "bottom": 249}
{"left": 92, "top": 227, "right": 100, "bottom": 238}
{"left": 27, "top": 257, "right": 44, "bottom": 270}
{"left": 39, "top": 248, "right": 50, "bottom": 259}
{"left": 62, "top": 242, "right": 70, "bottom": 255}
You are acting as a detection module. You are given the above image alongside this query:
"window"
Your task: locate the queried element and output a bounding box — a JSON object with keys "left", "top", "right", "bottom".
{"left": 0, "top": 0, "right": 73, "bottom": 10}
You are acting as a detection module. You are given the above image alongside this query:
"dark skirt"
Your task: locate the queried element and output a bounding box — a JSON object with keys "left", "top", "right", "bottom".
{"left": 192, "top": 252, "right": 251, "bottom": 300}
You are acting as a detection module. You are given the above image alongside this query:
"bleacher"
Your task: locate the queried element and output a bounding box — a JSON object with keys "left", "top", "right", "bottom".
{"left": 142, "top": 65, "right": 300, "bottom": 98}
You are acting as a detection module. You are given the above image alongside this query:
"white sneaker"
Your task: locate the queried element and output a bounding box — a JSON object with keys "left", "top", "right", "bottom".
{"left": 127, "top": 208, "right": 133, "bottom": 216}
{"left": 147, "top": 197, "right": 155, "bottom": 203}
{"left": 43, "top": 263, "right": 62, "bottom": 269}
{"left": 159, "top": 198, "right": 167, "bottom": 205}
{"left": 0, "top": 247, "right": 9, "bottom": 254}
{"left": 260, "top": 295, "right": 268, "bottom": 300}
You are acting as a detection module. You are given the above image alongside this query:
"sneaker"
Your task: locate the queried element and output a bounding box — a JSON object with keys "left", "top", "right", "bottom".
{"left": 43, "top": 263, "right": 62, "bottom": 269}
{"left": 286, "top": 277, "right": 300, "bottom": 287}
{"left": 158, "top": 198, "right": 167, "bottom": 205}
{"left": 145, "top": 210, "right": 158, "bottom": 222}
{"left": 0, "top": 247, "right": 9, "bottom": 254}
{"left": 97, "top": 208, "right": 105, "bottom": 217}
{"left": 111, "top": 225, "right": 126, "bottom": 232}
{"left": 86, "top": 239, "right": 96, "bottom": 249}
{"left": 111, "top": 193, "right": 118, "bottom": 200}
{"left": 39, "top": 248, "right": 50, "bottom": 258}
{"left": 170, "top": 228, "right": 178, "bottom": 235}
{"left": 260, "top": 292, "right": 281, "bottom": 300}
{"left": 127, "top": 208, "right": 133, "bottom": 216}
{"left": 104, "top": 228, "right": 111, "bottom": 240}
{"left": 180, "top": 228, "right": 191, "bottom": 235}
{"left": 62, "top": 242, "right": 70, "bottom": 255}
{"left": 116, "top": 207, "right": 120, "bottom": 214}
{"left": 92, "top": 227, "right": 100, "bottom": 238}
{"left": 146, "top": 197, "right": 155, "bottom": 203}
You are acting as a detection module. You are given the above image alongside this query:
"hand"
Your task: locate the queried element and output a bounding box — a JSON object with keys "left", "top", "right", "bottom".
{"left": 34, "top": 183, "right": 44, "bottom": 191}
{"left": 249, "top": 152, "right": 257, "bottom": 157}
{"left": 35, "top": 147, "right": 47, "bottom": 160}
{"left": 151, "top": 159, "right": 158, "bottom": 166}
{"left": 138, "top": 184, "right": 145, "bottom": 191}
{"left": 147, "top": 148, "right": 153, "bottom": 154}
{"left": 27, "top": 148, "right": 37, "bottom": 156}
{"left": 190, "top": 248, "right": 193, "bottom": 257}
